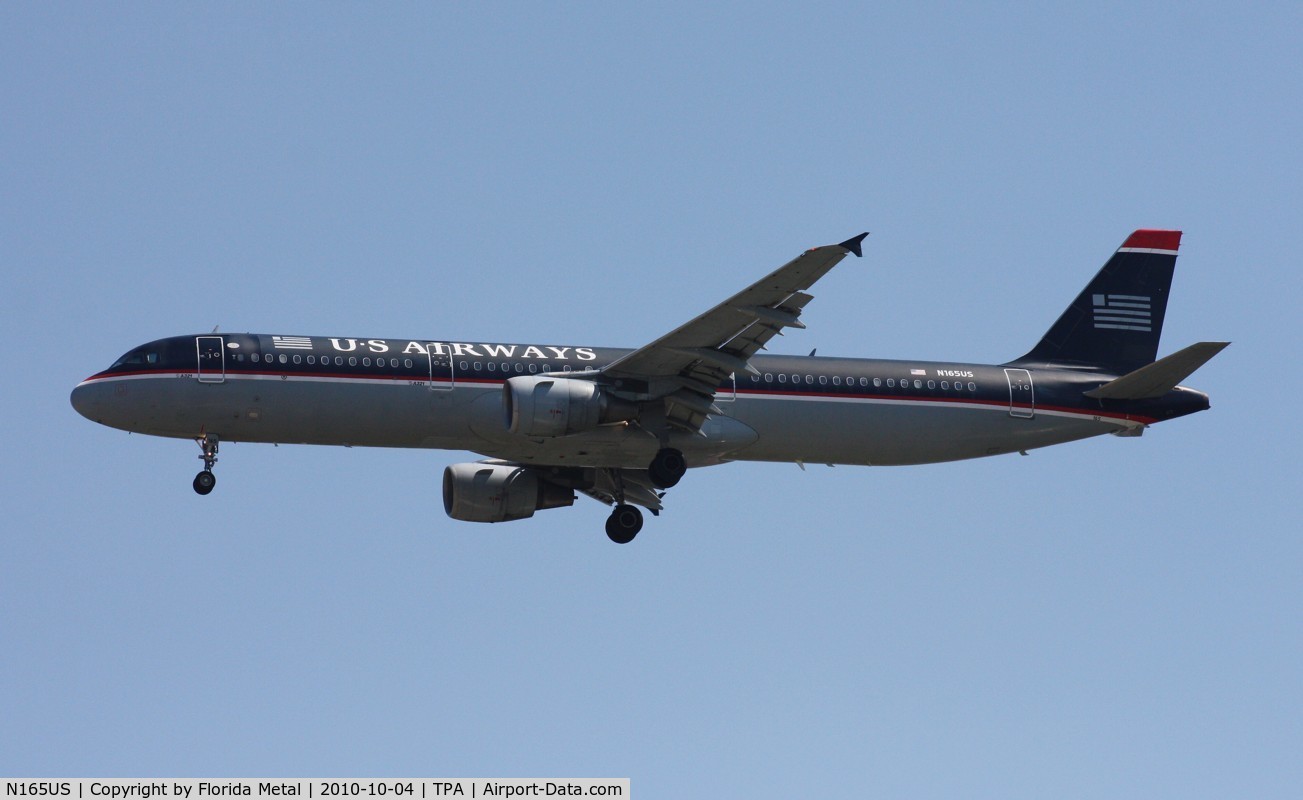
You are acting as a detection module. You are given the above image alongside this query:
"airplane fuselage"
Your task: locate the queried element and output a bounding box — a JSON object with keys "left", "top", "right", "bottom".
{"left": 71, "top": 332, "right": 1210, "bottom": 470}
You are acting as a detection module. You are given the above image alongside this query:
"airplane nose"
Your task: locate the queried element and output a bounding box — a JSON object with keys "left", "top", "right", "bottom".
{"left": 70, "top": 381, "right": 98, "bottom": 421}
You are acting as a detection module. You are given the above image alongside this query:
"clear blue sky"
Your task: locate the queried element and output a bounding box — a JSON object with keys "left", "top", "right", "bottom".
{"left": 2, "top": 3, "right": 1299, "bottom": 797}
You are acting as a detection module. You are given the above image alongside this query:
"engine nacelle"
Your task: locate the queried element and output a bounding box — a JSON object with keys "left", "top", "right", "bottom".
{"left": 442, "top": 462, "right": 576, "bottom": 523}
{"left": 503, "top": 375, "right": 636, "bottom": 437}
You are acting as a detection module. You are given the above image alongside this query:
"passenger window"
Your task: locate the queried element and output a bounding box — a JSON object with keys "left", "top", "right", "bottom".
{"left": 819, "top": 376, "right": 828, "bottom": 385}
{"left": 460, "top": 361, "right": 468, "bottom": 371}
{"left": 873, "top": 378, "right": 882, "bottom": 388}
{"left": 307, "top": 355, "right": 315, "bottom": 364}
{"left": 362, "top": 357, "right": 371, "bottom": 367}
{"left": 252, "top": 353, "right": 260, "bottom": 363}
{"left": 941, "top": 381, "right": 949, "bottom": 390}
{"left": 279, "top": 354, "right": 287, "bottom": 364}
{"left": 927, "top": 380, "right": 935, "bottom": 389}
{"left": 488, "top": 362, "right": 496, "bottom": 371}
{"left": 542, "top": 364, "right": 552, "bottom": 372}
{"left": 514, "top": 363, "right": 523, "bottom": 372}
{"left": 805, "top": 375, "right": 813, "bottom": 383}
{"left": 832, "top": 376, "right": 841, "bottom": 386}
{"left": 968, "top": 382, "right": 976, "bottom": 391}
{"left": 913, "top": 380, "right": 922, "bottom": 389}
{"left": 349, "top": 357, "right": 357, "bottom": 366}
{"left": 404, "top": 359, "right": 413, "bottom": 368}
{"left": 887, "top": 379, "right": 895, "bottom": 388}
{"left": 764, "top": 373, "right": 772, "bottom": 381}
{"left": 335, "top": 356, "right": 343, "bottom": 366}
{"left": 293, "top": 355, "right": 302, "bottom": 364}
{"left": 529, "top": 363, "right": 538, "bottom": 373}
{"left": 563, "top": 365, "right": 572, "bottom": 372}
{"left": 778, "top": 374, "right": 787, "bottom": 383}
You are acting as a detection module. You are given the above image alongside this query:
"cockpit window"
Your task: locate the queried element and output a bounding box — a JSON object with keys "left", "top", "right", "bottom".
{"left": 111, "top": 349, "right": 160, "bottom": 369}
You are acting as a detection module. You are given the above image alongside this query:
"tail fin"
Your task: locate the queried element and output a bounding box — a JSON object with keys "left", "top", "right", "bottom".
{"left": 1010, "top": 229, "right": 1180, "bottom": 374}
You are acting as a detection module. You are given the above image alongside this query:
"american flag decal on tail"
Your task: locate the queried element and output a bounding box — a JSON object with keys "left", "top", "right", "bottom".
{"left": 1093, "top": 294, "right": 1152, "bottom": 332}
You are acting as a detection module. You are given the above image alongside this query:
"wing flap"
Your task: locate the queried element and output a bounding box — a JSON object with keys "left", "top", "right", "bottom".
{"left": 579, "top": 470, "right": 665, "bottom": 513}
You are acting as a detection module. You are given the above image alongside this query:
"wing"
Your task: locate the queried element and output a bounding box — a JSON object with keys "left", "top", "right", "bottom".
{"left": 601, "top": 232, "right": 868, "bottom": 432}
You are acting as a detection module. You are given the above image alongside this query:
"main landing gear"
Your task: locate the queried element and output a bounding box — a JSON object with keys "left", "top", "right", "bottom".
{"left": 602, "top": 467, "right": 647, "bottom": 544}
{"left": 193, "top": 434, "right": 219, "bottom": 495}
{"left": 605, "top": 504, "right": 643, "bottom": 544}
{"left": 647, "top": 447, "right": 686, "bottom": 489}
{"left": 601, "top": 450, "right": 684, "bottom": 542}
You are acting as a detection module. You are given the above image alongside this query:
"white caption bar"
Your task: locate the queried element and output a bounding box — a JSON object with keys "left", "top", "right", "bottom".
{"left": 1, "top": 780, "right": 629, "bottom": 800}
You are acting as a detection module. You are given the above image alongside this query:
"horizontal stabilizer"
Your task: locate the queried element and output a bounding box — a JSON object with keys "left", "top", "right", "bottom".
{"left": 1084, "top": 342, "right": 1229, "bottom": 400}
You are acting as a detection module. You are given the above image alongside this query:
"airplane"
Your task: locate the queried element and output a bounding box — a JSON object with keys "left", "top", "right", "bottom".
{"left": 71, "top": 229, "right": 1227, "bottom": 543}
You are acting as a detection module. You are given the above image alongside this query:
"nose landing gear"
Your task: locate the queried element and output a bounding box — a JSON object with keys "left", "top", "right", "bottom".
{"left": 193, "top": 434, "right": 219, "bottom": 495}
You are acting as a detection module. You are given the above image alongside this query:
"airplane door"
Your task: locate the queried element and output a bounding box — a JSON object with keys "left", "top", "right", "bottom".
{"left": 427, "top": 345, "right": 454, "bottom": 391}
{"left": 196, "top": 336, "right": 226, "bottom": 384}
{"left": 1003, "top": 368, "right": 1034, "bottom": 418}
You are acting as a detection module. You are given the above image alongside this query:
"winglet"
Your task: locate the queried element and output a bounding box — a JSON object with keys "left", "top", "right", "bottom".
{"left": 838, "top": 232, "right": 869, "bottom": 258}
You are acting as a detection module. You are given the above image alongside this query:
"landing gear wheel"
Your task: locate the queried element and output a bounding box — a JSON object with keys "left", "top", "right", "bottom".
{"left": 605, "top": 504, "right": 643, "bottom": 544}
{"left": 193, "top": 470, "right": 216, "bottom": 495}
{"left": 193, "top": 434, "right": 220, "bottom": 495}
{"left": 648, "top": 448, "right": 686, "bottom": 489}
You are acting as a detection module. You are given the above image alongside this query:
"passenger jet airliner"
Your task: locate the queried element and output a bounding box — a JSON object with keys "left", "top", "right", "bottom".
{"left": 72, "top": 229, "right": 1226, "bottom": 542}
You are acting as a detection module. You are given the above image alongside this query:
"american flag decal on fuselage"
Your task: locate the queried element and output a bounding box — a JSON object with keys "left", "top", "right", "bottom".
{"left": 1092, "top": 294, "right": 1152, "bottom": 332}
{"left": 272, "top": 335, "right": 314, "bottom": 350}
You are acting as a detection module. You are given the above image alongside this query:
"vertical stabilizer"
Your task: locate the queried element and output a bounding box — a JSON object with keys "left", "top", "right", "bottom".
{"left": 1010, "top": 229, "right": 1180, "bottom": 374}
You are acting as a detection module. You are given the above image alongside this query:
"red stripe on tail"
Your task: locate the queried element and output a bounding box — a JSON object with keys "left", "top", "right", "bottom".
{"left": 1123, "top": 229, "right": 1182, "bottom": 251}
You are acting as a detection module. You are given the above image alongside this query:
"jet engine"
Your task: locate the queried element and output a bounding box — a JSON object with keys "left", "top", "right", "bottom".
{"left": 442, "top": 462, "right": 576, "bottom": 523}
{"left": 503, "top": 376, "right": 636, "bottom": 437}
